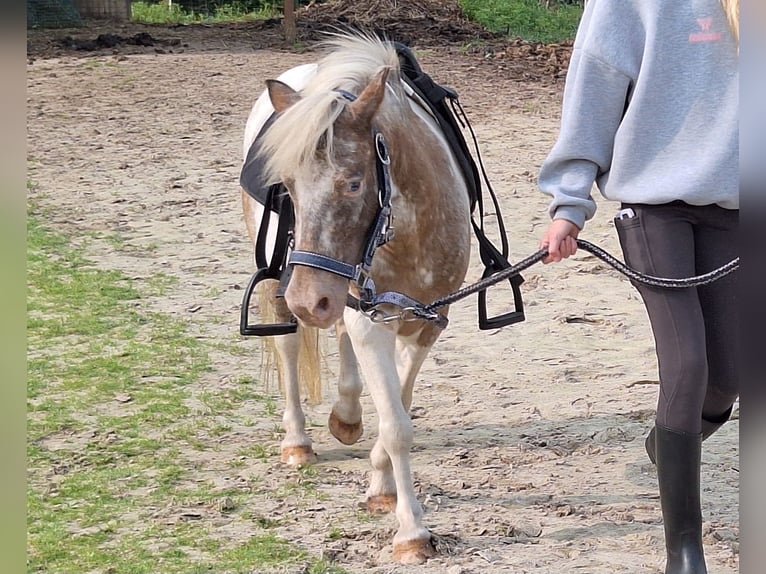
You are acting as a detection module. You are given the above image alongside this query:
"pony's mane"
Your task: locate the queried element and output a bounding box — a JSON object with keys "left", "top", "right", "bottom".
{"left": 259, "top": 33, "right": 401, "bottom": 183}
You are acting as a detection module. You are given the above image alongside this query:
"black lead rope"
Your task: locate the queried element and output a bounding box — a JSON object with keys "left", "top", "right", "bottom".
{"left": 422, "top": 239, "right": 740, "bottom": 316}
{"left": 241, "top": 233, "right": 739, "bottom": 334}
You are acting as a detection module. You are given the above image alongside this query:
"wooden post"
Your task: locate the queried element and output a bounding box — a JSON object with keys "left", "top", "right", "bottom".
{"left": 283, "top": 0, "right": 296, "bottom": 44}
{"left": 73, "top": 0, "right": 132, "bottom": 20}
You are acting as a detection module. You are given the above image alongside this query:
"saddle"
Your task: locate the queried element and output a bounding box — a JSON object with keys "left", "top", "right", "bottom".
{"left": 240, "top": 43, "right": 525, "bottom": 333}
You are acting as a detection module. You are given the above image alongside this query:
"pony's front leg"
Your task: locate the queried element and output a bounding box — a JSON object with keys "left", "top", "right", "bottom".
{"left": 366, "top": 331, "right": 434, "bottom": 512}
{"left": 328, "top": 318, "right": 364, "bottom": 445}
{"left": 273, "top": 329, "right": 316, "bottom": 466}
{"left": 244, "top": 194, "right": 315, "bottom": 466}
{"left": 344, "top": 310, "right": 434, "bottom": 564}
{"left": 258, "top": 278, "right": 315, "bottom": 466}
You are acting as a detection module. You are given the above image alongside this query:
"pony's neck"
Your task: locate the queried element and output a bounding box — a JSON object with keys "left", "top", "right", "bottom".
{"left": 379, "top": 103, "right": 469, "bottom": 244}
{"left": 385, "top": 115, "right": 458, "bottom": 205}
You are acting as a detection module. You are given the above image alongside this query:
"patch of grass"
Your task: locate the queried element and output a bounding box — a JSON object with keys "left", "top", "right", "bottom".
{"left": 82, "top": 59, "right": 119, "bottom": 69}
{"left": 101, "top": 231, "right": 160, "bottom": 258}
{"left": 307, "top": 559, "right": 349, "bottom": 574}
{"left": 459, "top": 0, "right": 583, "bottom": 43}
{"left": 220, "top": 533, "right": 296, "bottom": 565}
{"left": 264, "top": 394, "right": 278, "bottom": 416}
{"left": 236, "top": 442, "right": 278, "bottom": 461}
{"left": 274, "top": 465, "right": 327, "bottom": 501}
{"left": 130, "top": 1, "right": 277, "bottom": 25}
{"left": 205, "top": 285, "right": 222, "bottom": 298}
{"left": 131, "top": 1, "right": 191, "bottom": 24}
{"left": 327, "top": 526, "right": 343, "bottom": 540}
{"left": 27, "top": 206, "right": 340, "bottom": 573}
{"left": 247, "top": 513, "right": 283, "bottom": 528}
{"left": 144, "top": 271, "right": 178, "bottom": 296}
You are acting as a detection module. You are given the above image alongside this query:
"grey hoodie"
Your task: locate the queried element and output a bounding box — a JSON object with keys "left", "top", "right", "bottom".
{"left": 538, "top": 0, "right": 739, "bottom": 229}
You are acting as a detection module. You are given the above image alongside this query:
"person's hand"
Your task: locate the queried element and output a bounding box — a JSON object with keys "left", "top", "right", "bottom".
{"left": 540, "top": 218, "right": 580, "bottom": 263}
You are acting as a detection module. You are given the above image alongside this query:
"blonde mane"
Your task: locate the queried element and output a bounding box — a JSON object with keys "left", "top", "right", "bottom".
{"left": 720, "top": 0, "right": 739, "bottom": 47}
{"left": 258, "top": 34, "right": 401, "bottom": 183}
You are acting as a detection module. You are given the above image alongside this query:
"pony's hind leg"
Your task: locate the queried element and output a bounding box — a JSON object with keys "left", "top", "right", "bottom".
{"left": 395, "top": 329, "right": 437, "bottom": 414}
{"left": 262, "top": 280, "right": 316, "bottom": 466}
{"left": 328, "top": 318, "right": 364, "bottom": 445}
{"left": 366, "top": 440, "right": 398, "bottom": 513}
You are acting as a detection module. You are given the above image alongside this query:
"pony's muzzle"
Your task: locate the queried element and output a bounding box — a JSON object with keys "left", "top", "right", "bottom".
{"left": 284, "top": 270, "right": 348, "bottom": 329}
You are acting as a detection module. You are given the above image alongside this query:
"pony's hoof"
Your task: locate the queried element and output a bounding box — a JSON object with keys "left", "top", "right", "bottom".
{"left": 392, "top": 537, "right": 436, "bottom": 564}
{"left": 328, "top": 409, "right": 363, "bottom": 445}
{"left": 366, "top": 494, "right": 397, "bottom": 514}
{"left": 280, "top": 445, "right": 316, "bottom": 466}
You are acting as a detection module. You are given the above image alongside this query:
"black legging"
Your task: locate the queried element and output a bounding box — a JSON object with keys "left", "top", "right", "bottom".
{"left": 614, "top": 201, "right": 738, "bottom": 434}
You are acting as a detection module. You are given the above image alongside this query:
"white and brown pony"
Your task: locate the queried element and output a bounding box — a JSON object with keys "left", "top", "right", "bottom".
{"left": 240, "top": 34, "right": 471, "bottom": 563}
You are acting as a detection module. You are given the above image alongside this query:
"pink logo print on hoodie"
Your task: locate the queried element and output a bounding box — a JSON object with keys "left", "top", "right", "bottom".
{"left": 689, "top": 17, "right": 723, "bottom": 43}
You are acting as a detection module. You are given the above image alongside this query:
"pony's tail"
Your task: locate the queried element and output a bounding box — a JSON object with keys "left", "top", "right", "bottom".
{"left": 720, "top": 0, "right": 739, "bottom": 47}
{"left": 297, "top": 326, "right": 322, "bottom": 404}
{"left": 257, "top": 285, "right": 323, "bottom": 405}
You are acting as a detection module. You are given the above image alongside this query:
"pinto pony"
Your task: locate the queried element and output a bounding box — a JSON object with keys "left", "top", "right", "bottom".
{"left": 240, "top": 34, "right": 472, "bottom": 563}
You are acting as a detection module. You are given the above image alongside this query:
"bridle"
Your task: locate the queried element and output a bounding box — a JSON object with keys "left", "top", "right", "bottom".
{"left": 287, "top": 117, "right": 393, "bottom": 305}
{"left": 285, "top": 88, "right": 448, "bottom": 326}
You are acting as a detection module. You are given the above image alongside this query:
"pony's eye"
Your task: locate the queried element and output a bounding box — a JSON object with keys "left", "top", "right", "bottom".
{"left": 334, "top": 177, "right": 362, "bottom": 196}
{"left": 348, "top": 181, "right": 362, "bottom": 194}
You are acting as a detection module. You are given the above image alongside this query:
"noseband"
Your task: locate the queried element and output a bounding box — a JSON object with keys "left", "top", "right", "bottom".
{"left": 287, "top": 89, "right": 395, "bottom": 304}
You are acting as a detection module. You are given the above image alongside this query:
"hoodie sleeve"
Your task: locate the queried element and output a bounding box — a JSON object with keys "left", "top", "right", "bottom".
{"left": 538, "top": 48, "right": 634, "bottom": 229}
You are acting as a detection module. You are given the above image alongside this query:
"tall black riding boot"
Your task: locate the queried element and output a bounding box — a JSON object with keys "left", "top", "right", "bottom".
{"left": 655, "top": 424, "right": 707, "bottom": 574}
{"left": 645, "top": 406, "right": 732, "bottom": 464}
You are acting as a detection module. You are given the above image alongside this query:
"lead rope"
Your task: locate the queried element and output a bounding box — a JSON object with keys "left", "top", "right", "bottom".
{"left": 419, "top": 239, "right": 739, "bottom": 317}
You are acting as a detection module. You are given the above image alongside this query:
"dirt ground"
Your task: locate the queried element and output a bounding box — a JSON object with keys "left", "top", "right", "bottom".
{"left": 27, "top": 9, "right": 739, "bottom": 574}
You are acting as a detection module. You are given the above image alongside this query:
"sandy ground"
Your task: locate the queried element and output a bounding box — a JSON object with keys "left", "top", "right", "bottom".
{"left": 26, "top": 30, "right": 739, "bottom": 574}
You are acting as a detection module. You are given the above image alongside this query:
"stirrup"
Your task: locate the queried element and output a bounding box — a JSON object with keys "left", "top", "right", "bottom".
{"left": 239, "top": 268, "right": 298, "bottom": 336}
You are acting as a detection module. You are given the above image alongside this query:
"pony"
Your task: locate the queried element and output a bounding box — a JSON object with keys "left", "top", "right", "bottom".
{"left": 240, "top": 33, "right": 472, "bottom": 563}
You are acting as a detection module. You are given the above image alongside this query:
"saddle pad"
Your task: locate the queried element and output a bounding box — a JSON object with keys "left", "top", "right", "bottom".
{"left": 240, "top": 112, "right": 281, "bottom": 210}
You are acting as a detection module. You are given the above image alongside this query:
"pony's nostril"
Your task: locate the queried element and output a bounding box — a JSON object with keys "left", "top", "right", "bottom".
{"left": 315, "top": 297, "right": 330, "bottom": 314}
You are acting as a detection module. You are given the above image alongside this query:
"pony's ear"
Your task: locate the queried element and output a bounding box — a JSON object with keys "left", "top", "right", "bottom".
{"left": 266, "top": 79, "right": 301, "bottom": 113}
{"left": 348, "top": 67, "right": 391, "bottom": 123}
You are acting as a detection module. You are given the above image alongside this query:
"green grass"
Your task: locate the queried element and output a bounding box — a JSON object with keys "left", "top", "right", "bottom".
{"left": 130, "top": 1, "right": 277, "bottom": 25}
{"left": 459, "top": 0, "right": 583, "bottom": 43}
{"left": 132, "top": 0, "right": 581, "bottom": 42}
{"left": 26, "top": 205, "right": 347, "bottom": 574}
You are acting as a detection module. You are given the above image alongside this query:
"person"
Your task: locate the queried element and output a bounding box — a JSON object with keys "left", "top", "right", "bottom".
{"left": 537, "top": 1, "right": 739, "bottom": 573}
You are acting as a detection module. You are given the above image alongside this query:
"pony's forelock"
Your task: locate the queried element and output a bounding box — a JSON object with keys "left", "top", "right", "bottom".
{"left": 258, "top": 33, "right": 401, "bottom": 183}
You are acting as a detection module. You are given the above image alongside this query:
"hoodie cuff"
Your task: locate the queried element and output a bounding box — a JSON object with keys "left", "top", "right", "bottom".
{"left": 551, "top": 206, "right": 586, "bottom": 230}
